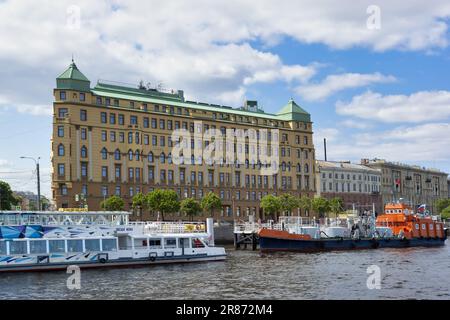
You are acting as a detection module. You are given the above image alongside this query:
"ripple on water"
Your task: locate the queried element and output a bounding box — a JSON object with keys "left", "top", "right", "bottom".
{"left": 0, "top": 244, "right": 449, "bottom": 299}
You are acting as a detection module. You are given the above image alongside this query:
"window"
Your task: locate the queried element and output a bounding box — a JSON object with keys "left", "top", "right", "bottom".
{"left": 85, "top": 239, "right": 100, "bottom": 251}
{"left": 115, "top": 166, "right": 121, "bottom": 179}
{"left": 67, "top": 240, "right": 83, "bottom": 253}
{"left": 81, "top": 146, "right": 88, "bottom": 158}
{"left": 101, "top": 112, "right": 107, "bottom": 123}
{"left": 101, "top": 148, "right": 108, "bottom": 160}
{"left": 160, "top": 153, "right": 165, "bottom": 163}
{"left": 130, "top": 115, "right": 137, "bottom": 125}
{"left": 101, "top": 166, "right": 108, "bottom": 178}
{"left": 79, "top": 92, "right": 85, "bottom": 101}
{"left": 114, "top": 99, "right": 119, "bottom": 107}
{"left": 118, "top": 114, "right": 124, "bottom": 125}
{"left": 128, "top": 167, "right": 134, "bottom": 179}
{"left": 128, "top": 132, "right": 133, "bottom": 144}
{"left": 81, "top": 128, "right": 87, "bottom": 140}
{"left": 58, "top": 144, "right": 65, "bottom": 156}
{"left": 110, "top": 131, "right": 116, "bottom": 142}
{"left": 152, "top": 135, "right": 157, "bottom": 146}
{"left": 80, "top": 109, "right": 87, "bottom": 121}
{"left": 165, "top": 238, "right": 177, "bottom": 248}
{"left": 159, "top": 119, "right": 165, "bottom": 129}
{"left": 128, "top": 150, "right": 133, "bottom": 161}
{"left": 115, "top": 186, "right": 121, "bottom": 196}
{"left": 49, "top": 240, "right": 65, "bottom": 253}
{"left": 60, "top": 184, "right": 68, "bottom": 195}
{"left": 148, "top": 152, "right": 154, "bottom": 163}
{"left": 57, "top": 125, "right": 64, "bottom": 137}
{"left": 144, "top": 135, "right": 149, "bottom": 145}
{"left": 0, "top": 241, "right": 6, "bottom": 255}
{"left": 101, "top": 130, "right": 107, "bottom": 142}
{"left": 58, "top": 108, "right": 68, "bottom": 118}
{"left": 135, "top": 150, "right": 140, "bottom": 161}
{"left": 102, "top": 239, "right": 117, "bottom": 251}
{"left": 114, "top": 149, "right": 121, "bottom": 160}
{"left": 102, "top": 186, "right": 108, "bottom": 197}
{"left": 110, "top": 113, "right": 116, "bottom": 124}
{"left": 58, "top": 164, "right": 65, "bottom": 176}
{"left": 96, "top": 97, "right": 102, "bottom": 105}
{"left": 105, "top": 98, "right": 111, "bottom": 106}
{"left": 143, "top": 117, "right": 149, "bottom": 128}
{"left": 59, "top": 91, "right": 66, "bottom": 100}
{"left": 119, "top": 132, "right": 125, "bottom": 143}
{"left": 151, "top": 118, "right": 157, "bottom": 129}
{"left": 10, "top": 241, "right": 27, "bottom": 254}
{"left": 81, "top": 162, "right": 88, "bottom": 177}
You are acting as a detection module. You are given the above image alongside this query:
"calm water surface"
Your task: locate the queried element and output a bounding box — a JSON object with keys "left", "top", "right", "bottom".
{"left": 1, "top": 244, "right": 450, "bottom": 300}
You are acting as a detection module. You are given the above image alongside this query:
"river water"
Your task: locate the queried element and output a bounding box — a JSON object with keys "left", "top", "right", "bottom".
{"left": 1, "top": 244, "right": 449, "bottom": 300}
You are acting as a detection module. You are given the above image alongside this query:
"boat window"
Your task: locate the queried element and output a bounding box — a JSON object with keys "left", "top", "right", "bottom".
{"left": 30, "top": 240, "right": 47, "bottom": 254}
{"left": 0, "top": 241, "right": 6, "bottom": 255}
{"left": 67, "top": 240, "right": 83, "bottom": 253}
{"left": 178, "top": 238, "right": 190, "bottom": 248}
{"left": 102, "top": 239, "right": 117, "bottom": 252}
{"left": 165, "top": 238, "right": 177, "bottom": 248}
{"left": 134, "top": 238, "right": 148, "bottom": 250}
{"left": 85, "top": 239, "right": 101, "bottom": 252}
{"left": 9, "top": 241, "right": 27, "bottom": 255}
{"left": 192, "top": 238, "right": 205, "bottom": 248}
{"left": 49, "top": 240, "right": 65, "bottom": 253}
{"left": 149, "top": 239, "right": 161, "bottom": 249}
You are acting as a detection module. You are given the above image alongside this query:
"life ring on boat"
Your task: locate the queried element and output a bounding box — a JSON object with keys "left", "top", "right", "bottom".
{"left": 149, "top": 256, "right": 156, "bottom": 262}
{"left": 99, "top": 258, "right": 107, "bottom": 264}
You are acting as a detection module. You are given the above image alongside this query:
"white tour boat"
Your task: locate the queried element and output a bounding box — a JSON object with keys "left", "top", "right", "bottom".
{"left": 0, "top": 211, "right": 226, "bottom": 272}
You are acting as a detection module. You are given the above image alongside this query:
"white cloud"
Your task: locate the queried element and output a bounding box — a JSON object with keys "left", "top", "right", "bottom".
{"left": 314, "top": 123, "right": 450, "bottom": 169}
{"left": 339, "top": 119, "right": 373, "bottom": 130}
{"left": 296, "top": 73, "right": 396, "bottom": 101}
{"left": 0, "top": 95, "right": 52, "bottom": 116}
{"left": 0, "top": 0, "right": 449, "bottom": 114}
{"left": 336, "top": 90, "right": 450, "bottom": 123}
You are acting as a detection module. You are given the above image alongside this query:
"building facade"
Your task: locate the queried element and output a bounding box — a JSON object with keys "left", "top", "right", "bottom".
{"left": 51, "top": 61, "right": 316, "bottom": 221}
{"left": 361, "top": 159, "right": 449, "bottom": 213}
{"left": 315, "top": 160, "right": 382, "bottom": 214}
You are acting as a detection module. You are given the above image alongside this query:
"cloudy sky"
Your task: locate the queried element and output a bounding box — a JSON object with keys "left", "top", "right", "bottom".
{"left": 0, "top": 0, "right": 450, "bottom": 197}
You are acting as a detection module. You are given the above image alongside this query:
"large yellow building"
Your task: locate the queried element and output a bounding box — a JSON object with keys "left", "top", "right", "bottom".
{"left": 51, "top": 61, "right": 316, "bottom": 221}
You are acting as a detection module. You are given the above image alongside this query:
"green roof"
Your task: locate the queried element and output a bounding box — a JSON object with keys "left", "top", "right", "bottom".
{"left": 56, "top": 60, "right": 90, "bottom": 92}
{"left": 276, "top": 99, "right": 311, "bottom": 122}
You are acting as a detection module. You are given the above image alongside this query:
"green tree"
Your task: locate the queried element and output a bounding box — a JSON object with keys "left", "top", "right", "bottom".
{"left": 279, "top": 193, "right": 298, "bottom": 216}
{"left": 436, "top": 199, "right": 450, "bottom": 214}
{"left": 441, "top": 206, "right": 450, "bottom": 220}
{"left": 100, "top": 195, "right": 125, "bottom": 211}
{"left": 132, "top": 192, "right": 147, "bottom": 217}
{"left": 328, "top": 197, "right": 344, "bottom": 218}
{"left": 312, "top": 197, "right": 330, "bottom": 218}
{"left": 146, "top": 189, "right": 180, "bottom": 221}
{"left": 260, "top": 194, "right": 281, "bottom": 220}
{"left": 200, "top": 192, "right": 222, "bottom": 218}
{"left": 298, "top": 195, "right": 312, "bottom": 216}
{"left": 0, "top": 181, "right": 19, "bottom": 210}
{"left": 180, "top": 198, "right": 202, "bottom": 221}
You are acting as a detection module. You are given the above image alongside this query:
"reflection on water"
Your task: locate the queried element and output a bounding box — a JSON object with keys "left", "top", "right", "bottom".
{"left": 1, "top": 244, "right": 449, "bottom": 300}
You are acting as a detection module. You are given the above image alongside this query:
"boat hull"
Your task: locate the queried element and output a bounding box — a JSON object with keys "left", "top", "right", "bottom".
{"left": 260, "top": 236, "right": 446, "bottom": 253}
{"left": 0, "top": 254, "right": 227, "bottom": 273}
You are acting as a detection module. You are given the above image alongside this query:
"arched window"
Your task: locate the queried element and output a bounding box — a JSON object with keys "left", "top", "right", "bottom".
{"left": 135, "top": 150, "right": 140, "bottom": 161}
{"left": 81, "top": 146, "right": 87, "bottom": 158}
{"left": 281, "top": 162, "right": 286, "bottom": 171}
{"left": 297, "top": 163, "right": 301, "bottom": 172}
{"left": 135, "top": 132, "right": 140, "bottom": 144}
{"left": 58, "top": 144, "right": 65, "bottom": 156}
{"left": 304, "top": 163, "right": 309, "bottom": 173}
{"left": 160, "top": 152, "right": 165, "bottom": 163}
{"left": 245, "top": 159, "right": 249, "bottom": 168}
{"left": 191, "top": 154, "right": 195, "bottom": 165}
{"left": 287, "top": 162, "right": 291, "bottom": 172}
{"left": 148, "top": 152, "right": 153, "bottom": 163}
{"left": 101, "top": 147, "right": 108, "bottom": 160}
{"left": 168, "top": 153, "right": 173, "bottom": 164}
{"left": 127, "top": 150, "right": 133, "bottom": 161}
{"left": 114, "top": 149, "right": 121, "bottom": 160}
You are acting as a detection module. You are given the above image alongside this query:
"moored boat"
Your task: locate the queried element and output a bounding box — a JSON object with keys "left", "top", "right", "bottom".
{"left": 0, "top": 211, "right": 226, "bottom": 272}
{"left": 258, "top": 202, "right": 447, "bottom": 253}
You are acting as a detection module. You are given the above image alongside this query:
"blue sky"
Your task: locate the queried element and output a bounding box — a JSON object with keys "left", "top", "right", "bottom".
{"left": 0, "top": 0, "right": 450, "bottom": 197}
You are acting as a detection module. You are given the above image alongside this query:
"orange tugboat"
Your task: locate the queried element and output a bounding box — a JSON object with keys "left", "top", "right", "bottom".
{"left": 258, "top": 201, "right": 447, "bottom": 252}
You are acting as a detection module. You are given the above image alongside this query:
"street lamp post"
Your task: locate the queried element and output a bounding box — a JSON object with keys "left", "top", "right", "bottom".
{"left": 20, "top": 156, "right": 41, "bottom": 211}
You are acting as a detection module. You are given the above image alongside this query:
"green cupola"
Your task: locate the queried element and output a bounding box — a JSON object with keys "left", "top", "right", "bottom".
{"left": 56, "top": 59, "right": 90, "bottom": 92}
{"left": 276, "top": 98, "right": 311, "bottom": 122}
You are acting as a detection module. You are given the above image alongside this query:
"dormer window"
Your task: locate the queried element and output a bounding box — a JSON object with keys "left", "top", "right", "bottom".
{"left": 80, "top": 92, "right": 85, "bottom": 101}
{"left": 60, "top": 91, "right": 66, "bottom": 100}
